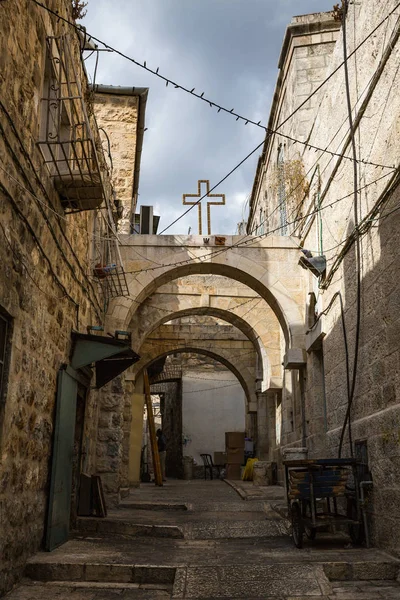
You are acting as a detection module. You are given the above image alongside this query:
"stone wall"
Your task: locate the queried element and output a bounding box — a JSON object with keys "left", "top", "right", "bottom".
{"left": 94, "top": 375, "right": 134, "bottom": 502}
{"left": 247, "top": 1, "right": 400, "bottom": 553}
{"left": 248, "top": 11, "right": 340, "bottom": 235}
{"left": 0, "top": 0, "right": 135, "bottom": 592}
{"left": 93, "top": 90, "right": 144, "bottom": 234}
{"left": 182, "top": 370, "right": 246, "bottom": 464}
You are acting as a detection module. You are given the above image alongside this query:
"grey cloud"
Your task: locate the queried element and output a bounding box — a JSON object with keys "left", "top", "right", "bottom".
{"left": 83, "top": 0, "right": 335, "bottom": 234}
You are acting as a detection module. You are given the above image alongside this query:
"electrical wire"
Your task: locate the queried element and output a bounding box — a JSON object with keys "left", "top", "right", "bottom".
{"left": 30, "top": 0, "right": 399, "bottom": 172}
{"left": 0, "top": 101, "right": 104, "bottom": 319}
{"left": 158, "top": 139, "right": 265, "bottom": 234}
{"left": 30, "top": 0, "right": 398, "bottom": 248}
{"left": 121, "top": 168, "right": 396, "bottom": 276}
{"left": 322, "top": 167, "right": 400, "bottom": 289}
{"left": 141, "top": 342, "right": 258, "bottom": 362}
{"left": 0, "top": 163, "right": 119, "bottom": 244}
{"left": 182, "top": 381, "right": 242, "bottom": 394}
{"left": 0, "top": 221, "right": 68, "bottom": 302}
{"left": 253, "top": 10, "right": 400, "bottom": 244}
{"left": 0, "top": 180, "right": 80, "bottom": 324}
{"left": 339, "top": 0, "right": 396, "bottom": 457}
{"left": 118, "top": 289, "right": 263, "bottom": 318}
{"left": 28, "top": 0, "right": 398, "bottom": 242}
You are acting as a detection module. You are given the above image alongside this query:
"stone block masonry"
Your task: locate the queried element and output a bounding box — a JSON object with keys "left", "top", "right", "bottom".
{"left": 247, "top": 0, "right": 400, "bottom": 556}
{"left": 0, "top": 1, "right": 139, "bottom": 593}
{"left": 93, "top": 87, "right": 148, "bottom": 234}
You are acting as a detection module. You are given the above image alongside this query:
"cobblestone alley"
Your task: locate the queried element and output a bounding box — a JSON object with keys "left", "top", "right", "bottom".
{"left": 5, "top": 480, "right": 400, "bottom": 599}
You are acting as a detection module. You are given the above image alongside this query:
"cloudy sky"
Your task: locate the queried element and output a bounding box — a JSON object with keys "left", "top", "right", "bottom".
{"left": 83, "top": 0, "right": 335, "bottom": 235}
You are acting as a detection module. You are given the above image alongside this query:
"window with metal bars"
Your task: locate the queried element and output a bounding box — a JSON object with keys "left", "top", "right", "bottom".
{"left": 38, "top": 35, "right": 104, "bottom": 212}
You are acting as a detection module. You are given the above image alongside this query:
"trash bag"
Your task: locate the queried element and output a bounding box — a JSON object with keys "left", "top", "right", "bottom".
{"left": 242, "top": 457, "right": 259, "bottom": 481}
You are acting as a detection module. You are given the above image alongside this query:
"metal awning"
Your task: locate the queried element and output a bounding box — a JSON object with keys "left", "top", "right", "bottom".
{"left": 70, "top": 332, "right": 140, "bottom": 388}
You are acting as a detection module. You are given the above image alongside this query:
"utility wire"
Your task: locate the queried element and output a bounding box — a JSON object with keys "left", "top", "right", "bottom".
{"left": 158, "top": 139, "right": 265, "bottom": 234}
{"left": 0, "top": 221, "right": 68, "bottom": 302}
{"left": 0, "top": 101, "right": 103, "bottom": 319}
{"left": 128, "top": 293, "right": 263, "bottom": 318}
{"left": 30, "top": 0, "right": 397, "bottom": 245}
{"left": 0, "top": 180, "right": 80, "bottom": 327}
{"left": 0, "top": 163, "right": 118, "bottom": 244}
{"left": 30, "top": 0, "right": 399, "bottom": 172}
{"left": 122, "top": 168, "right": 396, "bottom": 276}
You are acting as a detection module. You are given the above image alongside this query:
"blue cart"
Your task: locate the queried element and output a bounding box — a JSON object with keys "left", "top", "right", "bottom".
{"left": 283, "top": 458, "right": 368, "bottom": 548}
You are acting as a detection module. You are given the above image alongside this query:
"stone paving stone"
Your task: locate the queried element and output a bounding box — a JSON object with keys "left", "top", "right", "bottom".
{"left": 4, "top": 583, "right": 172, "bottom": 599}
{"left": 13, "top": 482, "right": 400, "bottom": 600}
{"left": 184, "top": 567, "right": 220, "bottom": 598}
{"left": 171, "top": 568, "right": 187, "bottom": 598}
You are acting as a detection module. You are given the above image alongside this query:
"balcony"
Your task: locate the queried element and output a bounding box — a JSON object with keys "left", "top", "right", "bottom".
{"left": 38, "top": 35, "right": 104, "bottom": 212}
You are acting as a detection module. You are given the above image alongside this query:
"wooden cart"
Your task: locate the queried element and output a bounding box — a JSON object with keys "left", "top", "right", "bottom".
{"left": 283, "top": 458, "right": 368, "bottom": 548}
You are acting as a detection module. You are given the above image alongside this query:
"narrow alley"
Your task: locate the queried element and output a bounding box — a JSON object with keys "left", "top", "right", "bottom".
{"left": 1, "top": 0, "right": 400, "bottom": 598}
{"left": 6, "top": 479, "right": 400, "bottom": 599}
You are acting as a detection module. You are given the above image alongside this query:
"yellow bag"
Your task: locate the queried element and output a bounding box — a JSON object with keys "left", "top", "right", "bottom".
{"left": 242, "top": 458, "right": 258, "bottom": 481}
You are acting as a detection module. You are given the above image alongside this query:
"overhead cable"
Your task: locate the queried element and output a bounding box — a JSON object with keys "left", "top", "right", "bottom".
{"left": 31, "top": 0, "right": 395, "bottom": 174}
{"left": 122, "top": 168, "right": 396, "bottom": 276}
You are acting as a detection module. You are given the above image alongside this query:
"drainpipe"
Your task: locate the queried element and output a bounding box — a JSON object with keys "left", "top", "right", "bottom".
{"left": 299, "top": 368, "right": 307, "bottom": 448}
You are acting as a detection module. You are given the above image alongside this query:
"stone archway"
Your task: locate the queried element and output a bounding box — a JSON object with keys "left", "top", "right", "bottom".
{"left": 135, "top": 344, "right": 257, "bottom": 409}
{"left": 109, "top": 236, "right": 306, "bottom": 349}
{"left": 130, "top": 301, "right": 275, "bottom": 389}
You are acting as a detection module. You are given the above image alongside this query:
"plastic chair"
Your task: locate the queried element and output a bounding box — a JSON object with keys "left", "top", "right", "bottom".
{"left": 200, "top": 454, "right": 220, "bottom": 480}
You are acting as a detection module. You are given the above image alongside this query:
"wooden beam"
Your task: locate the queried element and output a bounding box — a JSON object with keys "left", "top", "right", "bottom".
{"left": 144, "top": 368, "right": 163, "bottom": 486}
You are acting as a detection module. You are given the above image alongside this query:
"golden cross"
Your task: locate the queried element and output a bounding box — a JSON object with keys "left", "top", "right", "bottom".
{"left": 182, "top": 180, "right": 225, "bottom": 235}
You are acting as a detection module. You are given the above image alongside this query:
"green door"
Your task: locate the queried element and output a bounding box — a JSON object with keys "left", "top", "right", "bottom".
{"left": 45, "top": 367, "right": 78, "bottom": 551}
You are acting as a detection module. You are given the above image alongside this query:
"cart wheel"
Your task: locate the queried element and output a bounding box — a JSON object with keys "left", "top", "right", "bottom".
{"left": 304, "top": 500, "right": 317, "bottom": 540}
{"left": 291, "top": 502, "right": 304, "bottom": 548}
{"left": 347, "top": 497, "right": 365, "bottom": 544}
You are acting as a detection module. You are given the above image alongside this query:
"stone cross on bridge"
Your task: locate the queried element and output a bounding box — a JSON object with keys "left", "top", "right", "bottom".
{"left": 182, "top": 179, "right": 225, "bottom": 235}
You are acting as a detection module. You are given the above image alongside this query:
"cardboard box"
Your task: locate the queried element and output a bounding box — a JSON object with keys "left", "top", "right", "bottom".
{"left": 213, "top": 451, "right": 227, "bottom": 465}
{"left": 225, "top": 431, "right": 245, "bottom": 449}
{"left": 226, "top": 448, "right": 244, "bottom": 464}
{"left": 225, "top": 463, "right": 241, "bottom": 480}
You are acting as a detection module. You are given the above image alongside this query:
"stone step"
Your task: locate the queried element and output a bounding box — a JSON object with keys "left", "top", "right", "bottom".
{"left": 24, "top": 560, "right": 176, "bottom": 585}
{"left": 174, "top": 564, "right": 400, "bottom": 598}
{"left": 5, "top": 580, "right": 172, "bottom": 599}
{"left": 119, "top": 501, "right": 188, "bottom": 511}
{"left": 323, "top": 559, "right": 400, "bottom": 581}
{"left": 75, "top": 517, "right": 184, "bottom": 539}
{"left": 184, "top": 519, "right": 286, "bottom": 539}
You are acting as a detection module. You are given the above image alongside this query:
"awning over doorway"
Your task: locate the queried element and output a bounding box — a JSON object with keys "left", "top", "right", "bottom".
{"left": 70, "top": 332, "right": 140, "bottom": 388}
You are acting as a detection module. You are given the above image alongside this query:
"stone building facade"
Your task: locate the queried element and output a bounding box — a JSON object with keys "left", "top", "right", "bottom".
{"left": 0, "top": 0, "right": 146, "bottom": 593}
{"left": 247, "top": 2, "right": 400, "bottom": 553}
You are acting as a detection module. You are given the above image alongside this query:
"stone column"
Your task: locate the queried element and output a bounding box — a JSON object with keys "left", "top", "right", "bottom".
{"left": 257, "top": 392, "right": 268, "bottom": 460}
{"left": 246, "top": 412, "right": 257, "bottom": 442}
{"left": 95, "top": 375, "right": 127, "bottom": 504}
{"left": 266, "top": 390, "right": 277, "bottom": 460}
{"left": 257, "top": 390, "right": 278, "bottom": 461}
